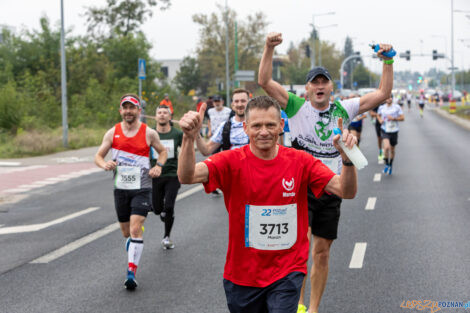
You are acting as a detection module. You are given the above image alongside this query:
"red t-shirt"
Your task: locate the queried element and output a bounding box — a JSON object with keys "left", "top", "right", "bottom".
{"left": 203, "top": 145, "right": 335, "bottom": 287}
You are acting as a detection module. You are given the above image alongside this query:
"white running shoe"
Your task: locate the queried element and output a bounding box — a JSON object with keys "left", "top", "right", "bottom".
{"left": 162, "top": 237, "right": 175, "bottom": 249}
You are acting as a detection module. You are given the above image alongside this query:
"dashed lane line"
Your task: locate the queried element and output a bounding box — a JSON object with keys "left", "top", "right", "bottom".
{"left": 349, "top": 242, "right": 367, "bottom": 269}
{"left": 29, "top": 185, "right": 204, "bottom": 264}
{"left": 365, "top": 197, "right": 377, "bottom": 210}
{"left": 373, "top": 173, "right": 381, "bottom": 182}
{"left": 31, "top": 223, "right": 120, "bottom": 264}
{"left": 0, "top": 207, "right": 100, "bottom": 235}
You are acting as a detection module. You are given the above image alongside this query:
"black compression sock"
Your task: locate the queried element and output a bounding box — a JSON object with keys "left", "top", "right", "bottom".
{"left": 390, "top": 158, "right": 394, "bottom": 166}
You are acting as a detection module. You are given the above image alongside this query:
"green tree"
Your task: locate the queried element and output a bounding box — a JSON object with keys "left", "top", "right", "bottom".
{"left": 174, "top": 56, "right": 201, "bottom": 95}
{"left": 84, "top": 0, "right": 171, "bottom": 39}
{"left": 192, "top": 5, "right": 268, "bottom": 94}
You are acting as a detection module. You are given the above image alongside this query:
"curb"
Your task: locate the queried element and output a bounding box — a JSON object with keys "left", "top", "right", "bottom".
{"left": 432, "top": 108, "right": 470, "bottom": 131}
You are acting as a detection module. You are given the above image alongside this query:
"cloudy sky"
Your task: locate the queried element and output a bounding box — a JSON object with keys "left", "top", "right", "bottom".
{"left": 1, "top": 0, "right": 470, "bottom": 74}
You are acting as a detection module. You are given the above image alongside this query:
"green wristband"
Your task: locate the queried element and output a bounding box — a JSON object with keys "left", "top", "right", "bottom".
{"left": 384, "top": 59, "right": 394, "bottom": 65}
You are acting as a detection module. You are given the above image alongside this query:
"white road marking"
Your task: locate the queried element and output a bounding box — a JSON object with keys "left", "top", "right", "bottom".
{"left": 0, "top": 165, "right": 47, "bottom": 174}
{"left": 30, "top": 223, "right": 120, "bottom": 264}
{"left": 176, "top": 185, "right": 205, "bottom": 201}
{"left": 373, "top": 173, "right": 381, "bottom": 182}
{"left": 0, "top": 207, "right": 100, "bottom": 235}
{"left": 29, "top": 185, "right": 205, "bottom": 263}
{"left": 0, "top": 161, "right": 22, "bottom": 166}
{"left": 349, "top": 242, "right": 367, "bottom": 269}
{"left": 365, "top": 197, "right": 377, "bottom": 210}
{"left": 45, "top": 177, "right": 70, "bottom": 182}
{"left": 33, "top": 180, "right": 60, "bottom": 186}
{"left": 18, "top": 184, "right": 44, "bottom": 189}
{"left": 3, "top": 188, "right": 31, "bottom": 193}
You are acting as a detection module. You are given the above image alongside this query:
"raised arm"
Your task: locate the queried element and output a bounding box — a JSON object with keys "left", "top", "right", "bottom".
{"left": 178, "top": 103, "right": 210, "bottom": 184}
{"left": 358, "top": 44, "right": 394, "bottom": 114}
{"left": 94, "top": 128, "right": 117, "bottom": 171}
{"left": 258, "top": 32, "right": 289, "bottom": 108}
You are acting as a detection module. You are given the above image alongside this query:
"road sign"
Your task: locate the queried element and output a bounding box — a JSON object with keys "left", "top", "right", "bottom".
{"left": 138, "top": 59, "right": 146, "bottom": 80}
{"left": 234, "top": 70, "right": 255, "bottom": 82}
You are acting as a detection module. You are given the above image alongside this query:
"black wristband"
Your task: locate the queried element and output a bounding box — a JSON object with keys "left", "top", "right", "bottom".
{"left": 156, "top": 162, "right": 164, "bottom": 167}
{"left": 342, "top": 160, "right": 354, "bottom": 167}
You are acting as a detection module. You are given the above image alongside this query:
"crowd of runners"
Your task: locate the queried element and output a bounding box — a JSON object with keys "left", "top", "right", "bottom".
{"left": 92, "top": 29, "right": 432, "bottom": 313}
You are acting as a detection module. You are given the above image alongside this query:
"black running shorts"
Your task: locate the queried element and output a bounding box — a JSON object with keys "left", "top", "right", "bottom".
{"left": 223, "top": 271, "right": 304, "bottom": 313}
{"left": 348, "top": 124, "right": 362, "bottom": 133}
{"left": 113, "top": 188, "right": 152, "bottom": 222}
{"left": 380, "top": 130, "right": 398, "bottom": 147}
{"left": 308, "top": 191, "right": 342, "bottom": 240}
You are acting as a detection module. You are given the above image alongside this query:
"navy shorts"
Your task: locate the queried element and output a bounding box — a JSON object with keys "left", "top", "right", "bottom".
{"left": 223, "top": 271, "right": 305, "bottom": 313}
{"left": 113, "top": 188, "right": 151, "bottom": 222}
{"left": 308, "top": 191, "right": 342, "bottom": 240}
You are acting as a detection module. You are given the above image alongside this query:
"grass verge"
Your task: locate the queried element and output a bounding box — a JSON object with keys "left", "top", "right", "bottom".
{"left": 0, "top": 126, "right": 107, "bottom": 158}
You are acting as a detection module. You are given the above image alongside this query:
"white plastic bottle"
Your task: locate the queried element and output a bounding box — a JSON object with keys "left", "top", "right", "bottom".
{"left": 333, "top": 128, "right": 368, "bottom": 170}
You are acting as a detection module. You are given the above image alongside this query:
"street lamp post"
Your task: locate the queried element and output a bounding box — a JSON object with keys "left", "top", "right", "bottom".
{"left": 224, "top": 0, "right": 230, "bottom": 105}
{"left": 451, "top": 3, "right": 470, "bottom": 93}
{"left": 60, "top": 0, "right": 68, "bottom": 148}
{"left": 310, "top": 12, "right": 335, "bottom": 69}
{"left": 317, "top": 24, "right": 338, "bottom": 67}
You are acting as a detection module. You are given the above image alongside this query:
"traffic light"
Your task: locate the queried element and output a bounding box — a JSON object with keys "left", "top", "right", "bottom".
{"left": 433, "top": 50, "right": 438, "bottom": 60}
{"left": 399, "top": 50, "right": 411, "bottom": 61}
{"left": 305, "top": 44, "right": 311, "bottom": 58}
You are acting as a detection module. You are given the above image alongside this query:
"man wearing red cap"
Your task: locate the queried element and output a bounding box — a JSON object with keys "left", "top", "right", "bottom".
{"left": 95, "top": 93, "right": 168, "bottom": 290}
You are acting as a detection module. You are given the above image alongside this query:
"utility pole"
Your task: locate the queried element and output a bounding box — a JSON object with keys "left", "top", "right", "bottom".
{"left": 234, "top": 21, "right": 239, "bottom": 88}
{"left": 60, "top": 0, "right": 68, "bottom": 148}
{"left": 224, "top": 0, "right": 230, "bottom": 105}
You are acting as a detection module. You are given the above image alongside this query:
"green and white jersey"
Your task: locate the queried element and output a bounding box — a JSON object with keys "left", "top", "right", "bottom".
{"left": 285, "top": 92, "right": 360, "bottom": 174}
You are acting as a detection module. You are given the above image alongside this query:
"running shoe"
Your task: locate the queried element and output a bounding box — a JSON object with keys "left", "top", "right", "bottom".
{"left": 125, "top": 237, "right": 131, "bottom": 252}
{"left": 211, "top": 190, "right": 221, "bottom": 198}
{"left": 378, "top": 153, "right": 384, "bottom": 161}
{"left": 297, "top": 304, "right": 308, "bottom": 313}
{"left": 383, "top": 165, "right": 389, "bottom": 174}
{"left": 388, "top": 165, "right": 393, "bottom": 175}
{"left": 162, "top": 237, "right": 175, "bottom": 250}
{"left": 124, "top": 270, "right": 138, "bottom": 290}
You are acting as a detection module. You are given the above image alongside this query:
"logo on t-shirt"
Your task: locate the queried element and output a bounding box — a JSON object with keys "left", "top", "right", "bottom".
{"left": 282, "top": 178, "right": 295, "bottom": 197}
{"left": 282, "top": 178, "right": 294, "bottom": 191}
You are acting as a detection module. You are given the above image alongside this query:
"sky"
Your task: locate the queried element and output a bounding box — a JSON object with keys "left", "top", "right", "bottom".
{"left": 1, "top": 0, "right": 470, "bottom": 75}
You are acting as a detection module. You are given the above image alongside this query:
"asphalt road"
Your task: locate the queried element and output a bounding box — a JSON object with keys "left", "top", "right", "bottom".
{"left": 1, "top": 106, "right": 469, "bottom": 313}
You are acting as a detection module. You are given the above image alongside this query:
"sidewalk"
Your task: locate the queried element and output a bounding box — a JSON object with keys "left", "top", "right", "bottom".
{"left": 432, "top": 107, "right": 470, "bottom": 131}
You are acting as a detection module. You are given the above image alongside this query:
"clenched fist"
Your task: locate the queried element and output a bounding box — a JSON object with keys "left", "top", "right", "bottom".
{"left": 266, "top": 32, "right": 283, "bottom": 48}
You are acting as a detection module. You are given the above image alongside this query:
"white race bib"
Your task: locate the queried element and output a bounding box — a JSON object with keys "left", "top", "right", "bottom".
{"left": 318, "top": 157, "right": 339, "bottom": 174}
{"left": 385, "top": 121, "right": 398, "bottom": 133}
{"left": 115, "top": 166, "right": 141, "bottom": 190}
{"left": 245, "top": 204, "right": 297, "bottom": 250}
{"left": 152, "top": 139, "right": 175, "bottom": 159}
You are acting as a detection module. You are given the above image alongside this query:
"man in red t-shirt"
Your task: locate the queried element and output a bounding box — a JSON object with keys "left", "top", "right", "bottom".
{"left": 178, "top": 96, "right": 357, "bottom": 313}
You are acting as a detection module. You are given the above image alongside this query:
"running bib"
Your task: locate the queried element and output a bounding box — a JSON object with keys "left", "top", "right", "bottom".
{"left": 115, "top": 166, "right": 141, "bottom": 190}
{"left": 245, "top": 204, "right": 297, "bottom": 250}
{"left": 318, "top": 157, "right": 339, "bottom": 174}
{"left": 151, "top": 139, "right": 175, "bottom": 159}
{"left": 385, "top": 121, "right": 398, "bottom": 133}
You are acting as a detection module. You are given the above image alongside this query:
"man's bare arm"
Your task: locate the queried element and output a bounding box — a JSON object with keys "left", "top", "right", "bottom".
{"left": 258, "top": 32, "right": 289, "bottom": 108}
{"left": 359, "top": 44, "right": 394, "bottom": 114}
{"left": 94, "top": 128, "right": 117, "bottom": 171}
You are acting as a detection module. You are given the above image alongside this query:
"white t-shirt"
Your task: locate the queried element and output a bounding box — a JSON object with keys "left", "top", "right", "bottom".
{"left": 378, "top": 104, "right": 403, "bottom": 133}
{"left": 211, "top": 116, "right": 249, "bottom": 150}
{"left": 285, "top": 93, "right": 360, "bottom": 174}
{"left": 208, "top": 107, "right": 231, "bottom": 133}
